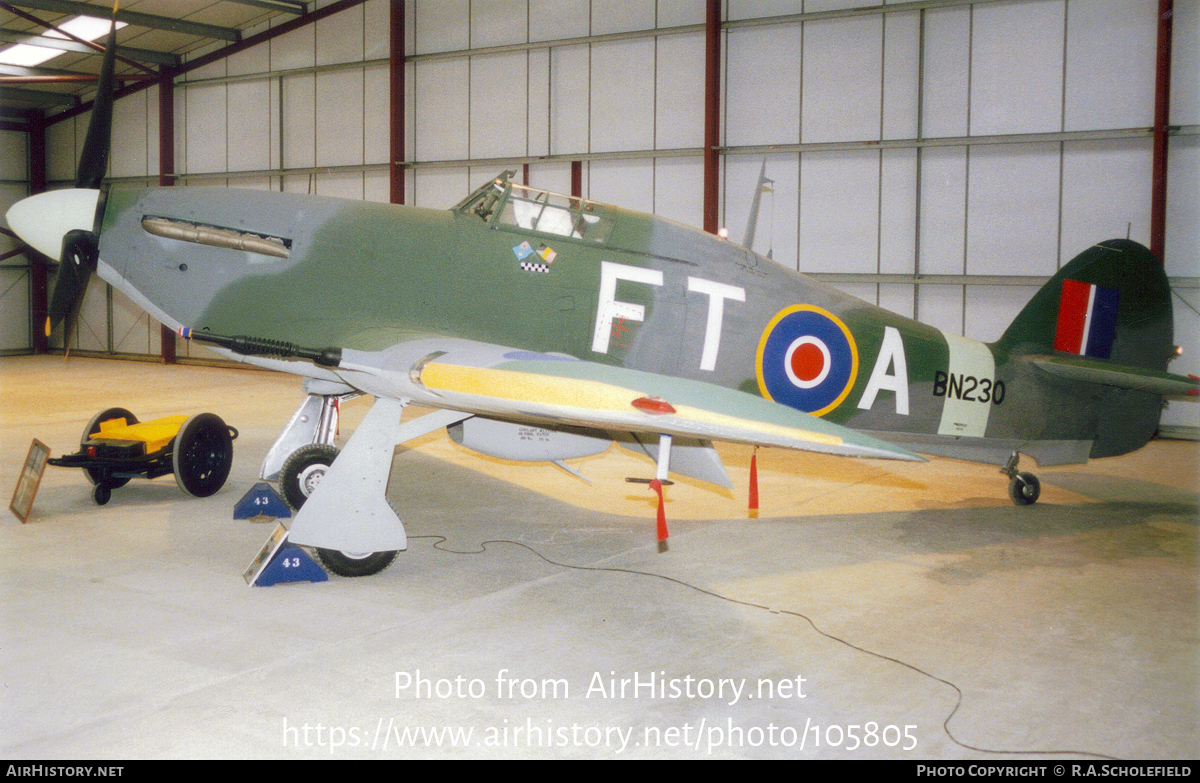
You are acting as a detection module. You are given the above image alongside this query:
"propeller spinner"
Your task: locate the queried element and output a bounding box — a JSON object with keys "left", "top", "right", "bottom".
{"left": 5, "top": 9, "right": 118, "bottom": 342}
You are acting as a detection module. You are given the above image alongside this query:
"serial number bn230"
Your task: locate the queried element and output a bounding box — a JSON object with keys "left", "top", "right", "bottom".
{"left": 933, "top": 371, "right": 1005, "bottom": 405}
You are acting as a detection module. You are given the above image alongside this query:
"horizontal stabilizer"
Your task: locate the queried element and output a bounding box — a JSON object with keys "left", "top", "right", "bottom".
{"left": 1028, "top": 355, "right": 1199, "bottom": 398}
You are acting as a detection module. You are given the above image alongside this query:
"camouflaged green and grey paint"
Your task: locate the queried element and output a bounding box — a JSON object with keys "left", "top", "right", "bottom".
{"left": 97, "top": 176, "right": 1178, "bottom": 467}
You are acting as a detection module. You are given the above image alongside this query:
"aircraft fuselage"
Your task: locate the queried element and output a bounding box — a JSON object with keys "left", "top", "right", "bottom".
{"left": 96, "top": 184, "right": 1165, "bottom": 468}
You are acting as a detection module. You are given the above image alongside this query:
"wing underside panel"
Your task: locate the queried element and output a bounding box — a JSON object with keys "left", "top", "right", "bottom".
{"left": 328, "top": 338, "right": 924, "bottom": 463}
{"left": 412, "top": 354, "right": 923, "bottom": 462}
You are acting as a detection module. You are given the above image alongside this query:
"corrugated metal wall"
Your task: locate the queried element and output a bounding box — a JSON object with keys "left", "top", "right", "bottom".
{"left": 0, "top": 128, "right": 30, "bottom": 354}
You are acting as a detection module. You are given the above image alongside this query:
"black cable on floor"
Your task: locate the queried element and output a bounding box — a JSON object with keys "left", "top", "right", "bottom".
{"left": 410, "top": 534, "right": 1121, "bottom": 761}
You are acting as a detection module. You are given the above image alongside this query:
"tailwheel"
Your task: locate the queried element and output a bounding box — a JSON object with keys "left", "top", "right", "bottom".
{"left": 316, "top": 549, "right": 397, "bottom": 577}
{"left": 1008, "top": 472, "right": 1041, "bottom": 506}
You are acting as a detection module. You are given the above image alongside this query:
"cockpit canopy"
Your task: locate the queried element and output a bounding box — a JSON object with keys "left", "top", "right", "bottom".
{"left": 455, "top": 171, "right": 614, "bottom": 244}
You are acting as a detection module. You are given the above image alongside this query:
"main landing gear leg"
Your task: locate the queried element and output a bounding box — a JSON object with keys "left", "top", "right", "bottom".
{"left": 286, "top": 398, "right": 470, "bottom": 577}
{"left": 260, "top": 388, "right": 358, "bottom": 483}
{"left": 1002, "top": 451, "right": 1040, "bottom": 506}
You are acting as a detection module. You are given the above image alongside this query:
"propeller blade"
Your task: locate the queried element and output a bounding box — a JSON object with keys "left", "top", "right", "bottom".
{"left": 41, "top": 6, "right": 117, "bottom": 339}
{"left": 74, "top": 12, "right": 118, "bottom": 189}
{"left": 46, "top": 229, "right": 98, "bottom": 338}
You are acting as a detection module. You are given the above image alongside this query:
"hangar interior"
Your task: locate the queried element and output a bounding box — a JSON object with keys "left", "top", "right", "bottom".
{"left": 1, "top": 0, "right": 1198, "bottom": 759}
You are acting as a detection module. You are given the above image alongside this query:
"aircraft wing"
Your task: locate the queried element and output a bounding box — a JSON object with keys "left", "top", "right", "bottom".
{"left": 331, "top": 339, "right": 924, "bottom": 462}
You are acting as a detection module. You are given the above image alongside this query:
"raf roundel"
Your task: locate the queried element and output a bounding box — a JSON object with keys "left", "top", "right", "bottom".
{"left": 756, "top": 305, "right": 859, "bottom": 416}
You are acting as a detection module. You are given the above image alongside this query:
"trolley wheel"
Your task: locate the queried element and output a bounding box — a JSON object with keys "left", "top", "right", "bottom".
{"left": 173, "top": 413, "right": 234, "bottom": 497}
{"left": 278, "top": 443, "right": 340, "bottom": 511}
{"left": 92, "top": 483, "right": 112, "bottom": 506}
{"left": 316, "top": 548, "right": 397, "bottom": 578}
{"left": 1008, "top": 472, "right": 1041, "bottom": 506}
{"left": 82, "top": 407, "right": 137, "bottom": 488}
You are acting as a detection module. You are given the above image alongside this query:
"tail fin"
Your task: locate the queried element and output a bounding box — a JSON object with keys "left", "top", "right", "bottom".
{"left": 995, "top": 239, "right": 1175, "bottom": 458}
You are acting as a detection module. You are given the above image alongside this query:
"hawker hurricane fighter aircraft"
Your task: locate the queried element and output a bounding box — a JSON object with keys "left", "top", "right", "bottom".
{"left": 8, "top": 18, "right": 1197, "bottom": 576}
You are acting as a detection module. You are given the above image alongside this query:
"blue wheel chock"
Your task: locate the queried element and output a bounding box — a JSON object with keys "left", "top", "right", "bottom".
{"left": 244, "top": 522, "right": 328, "bottom": 586}
{"left": 254, "top": 542, "right": 327, "bottom": 586}
{"left": 234, "top": 482, "right": 292, "bottom": 519}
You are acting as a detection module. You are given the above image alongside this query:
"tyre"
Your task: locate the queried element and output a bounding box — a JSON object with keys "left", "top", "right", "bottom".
{"left": 173, "top": 413, "right": 234, "bottom": 497}
{"left": 1008, "top": 472, "right": 1041, "bottom": 506}
{"left": 82, "top": 407, "right": 137, "bottom": 488}
{"left": 316, "top": 548, "right": 397, "bottom": 577}
{"left": 92, "top": 483, "right": 112, "bottom": 506}
{"left": 279, "top": 443, "right": 340, "bottom": 511}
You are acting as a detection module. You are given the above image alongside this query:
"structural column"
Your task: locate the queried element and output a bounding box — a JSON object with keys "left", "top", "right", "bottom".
{"left": 158, "top": 68, "right": 177, "bottom": 363}
{"left": 1149, "top": 0, "right": 1174, "bottom": 261}
{"left": 389, "top": 0, "right": 406, "bottom": 205}
{"left": 28, "top": 109, "right": 48, "bottom": 354}
{"left": 702, "top": 0, "right": 721, "bottom": 235}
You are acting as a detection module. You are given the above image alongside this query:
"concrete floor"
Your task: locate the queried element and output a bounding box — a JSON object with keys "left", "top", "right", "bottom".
{"left": 1, "top": 355, "right": 1197, "bottom": 759}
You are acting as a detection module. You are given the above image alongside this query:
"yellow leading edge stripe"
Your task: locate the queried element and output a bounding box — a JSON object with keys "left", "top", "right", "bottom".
{"left": 421, "top": 363, "right": 843, "bottom": 448}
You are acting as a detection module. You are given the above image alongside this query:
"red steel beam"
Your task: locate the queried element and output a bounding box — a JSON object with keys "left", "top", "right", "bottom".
{"left": 702, "top": 0, "right": 720, "bottom": 235}
{"left": 1150, "top": 0, "right": 1173, "bottom": 261}
{"left": 389, "top": 0, "right": 405, "bottom": 205}
{"left": 26, "top": 110, "right": 44, "bottom": 193}
{"left": 157, "top": 69, "right": 175, "bottom": 188}
{"left": 570, "top": 160, "right": 582, "bottom": 199}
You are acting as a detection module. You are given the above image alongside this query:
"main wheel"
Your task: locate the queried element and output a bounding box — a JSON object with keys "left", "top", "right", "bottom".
{"left": 279, "top": 443, "right": 340, "bottom": 511}
{"left": 82, "top": 407, "right": 138, "bottom": 488}
{"left": 173, "top": 413, "right": 234, "bottom": 497}
{"left": 316, "top": 548, "right": 398, "bottom": 577}
{"left": 1008, "top": 472, "right": 1041, "bottom": 506}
